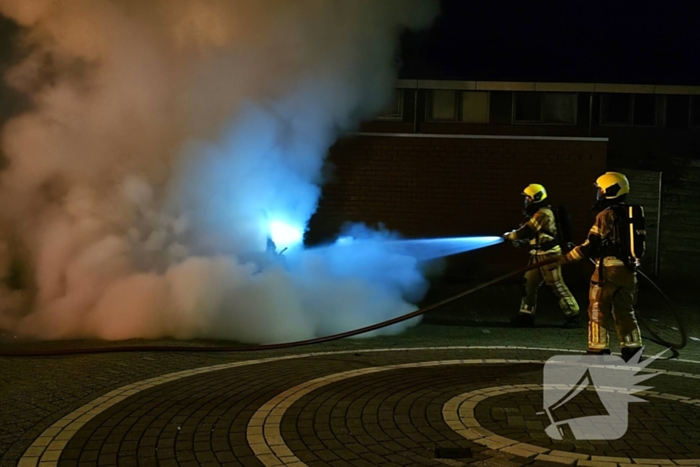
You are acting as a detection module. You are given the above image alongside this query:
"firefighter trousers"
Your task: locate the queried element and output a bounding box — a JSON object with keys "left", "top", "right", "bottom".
{"left": 520, "top": 252, "right": 580, "bottom": 317}
{"left": 587, "top": 265, "right": 642, "bottom": 352}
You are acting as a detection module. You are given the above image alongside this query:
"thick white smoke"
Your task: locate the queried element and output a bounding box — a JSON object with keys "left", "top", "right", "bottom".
{"left": 0, "top": 0, "right": 440, "bottom": 343}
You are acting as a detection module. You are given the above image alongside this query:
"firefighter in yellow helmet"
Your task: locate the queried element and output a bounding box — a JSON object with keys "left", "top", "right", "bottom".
{"left": 503, "top": 184, "right": 580, "bottom": 328}
{"left": 558, "top": 172, "right": 644, "bottom": 361}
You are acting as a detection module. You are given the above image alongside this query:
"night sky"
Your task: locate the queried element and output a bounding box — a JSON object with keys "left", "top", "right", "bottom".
{"left": 0, "top": 1, "right": 698, "bottom": 90}
{"left": 400, "top": 0, "right": 700, "bottom": 85}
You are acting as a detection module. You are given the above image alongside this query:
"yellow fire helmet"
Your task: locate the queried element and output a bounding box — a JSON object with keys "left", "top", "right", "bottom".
{"left": 595, "top": 172, "right": 630, "bottom": 200}
{"left": 522, "top": 183, "right": 547, "bottom": 205}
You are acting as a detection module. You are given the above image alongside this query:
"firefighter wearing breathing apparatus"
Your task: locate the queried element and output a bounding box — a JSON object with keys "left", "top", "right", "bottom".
{"left": 503, "top": 184, "right": 581, "bottom": 328}
{"left": 557, "top": 172, "right": 644, "bottom": 361}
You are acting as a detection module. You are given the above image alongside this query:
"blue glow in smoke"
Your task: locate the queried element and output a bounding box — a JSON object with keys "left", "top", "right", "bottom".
{"left": 269, "top": 220, "right": 304, "bottom": 250}
{"left": 334, "top": 235, "right": 503, "bottom": 261}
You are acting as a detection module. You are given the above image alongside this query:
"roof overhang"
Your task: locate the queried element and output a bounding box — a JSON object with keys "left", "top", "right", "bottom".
{"left": 396, "top": 80, "right": 700, "bottom": 95}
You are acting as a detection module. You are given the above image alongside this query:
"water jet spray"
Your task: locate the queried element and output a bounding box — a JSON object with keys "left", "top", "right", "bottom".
{"left": 334, "top": 235, "right": 504, "bottom": 261}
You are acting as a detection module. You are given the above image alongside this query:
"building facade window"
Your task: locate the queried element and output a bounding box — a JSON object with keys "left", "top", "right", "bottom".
{"left": 690, "top": 95, "right": 700, "bottom": 127}
{"left": 634, "top": 94, "right": 657, "bottom": 126}
{"left": 512, "top": 92, "right": 577, "bottom": 124}
{"left": 376, "top": 89, "right": 404, "bottom": 120}
{"left": 600, "top": 93, "right": 664, "bottom": 126}
{"left": 459, "top": 91, "right": 490, "bottom": 123}
{"left": 542, "top": 93, "right": 577, "bottom": 124}
{"left": 601, "top": 93, "right": 633, "bottom": 125}
{"left": 513, "top": 92, "right": 542, "bottom": 122}
{"left": 426, "top": 90, "right": 491, "bottom": 123}
{"left": 427, "top": 90, "right": 458, "bottom": 121}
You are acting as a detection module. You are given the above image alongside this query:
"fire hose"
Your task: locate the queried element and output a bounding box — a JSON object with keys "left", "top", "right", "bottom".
{"left": 636, "top": 268, "right": 686, "bottom": 357}
{"left": 0, "top": 258, "right": 686, "bottom": 357}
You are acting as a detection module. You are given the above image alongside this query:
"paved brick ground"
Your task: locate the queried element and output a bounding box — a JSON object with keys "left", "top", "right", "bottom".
{"left": 479, "top": 391, "right": 700, "bottom": 458}
{"left": 2, "top": 325, "right": 700, "bottom": 467}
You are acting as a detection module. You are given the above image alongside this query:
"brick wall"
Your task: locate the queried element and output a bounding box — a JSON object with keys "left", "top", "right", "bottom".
{"left": 307, "top": 135, "right": 607, "bottom": 281}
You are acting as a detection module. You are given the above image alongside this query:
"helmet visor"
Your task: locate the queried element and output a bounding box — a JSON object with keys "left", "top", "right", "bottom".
{"left": 596, "top": 186, "right": 605, "bottom": 200}
{"left": 523, "top": 195, "right": 533, "bottom": 207}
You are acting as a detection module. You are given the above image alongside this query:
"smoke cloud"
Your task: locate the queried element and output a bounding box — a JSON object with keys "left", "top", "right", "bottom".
{"left": 0, "top": 0, "right": 440, "bottom": 343}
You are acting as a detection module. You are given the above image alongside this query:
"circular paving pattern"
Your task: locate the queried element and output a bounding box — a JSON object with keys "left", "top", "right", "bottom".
{"left": 445, "top": 384, "right": 700, "bottom": 463}
{"left": 17, "top": 347, "right": 700, "bottom": 467}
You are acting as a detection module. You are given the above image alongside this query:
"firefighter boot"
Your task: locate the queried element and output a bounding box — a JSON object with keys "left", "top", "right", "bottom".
{"left": 511, "top": 300, "right": 535, "bottom": 327}
{"left": 586, "top": 349, "right": 611, "bottom": 356}
{"left": 510, "top": 313, "right": 534, "bottom": 327}
{"left": 619, "top": 325, "right": 643, "bottom": 362}
{"left": 563, "top": 314, "right": 581, "bottom": 329}
{"left": 621, "top": 346, "right": 644, "bottom": 363}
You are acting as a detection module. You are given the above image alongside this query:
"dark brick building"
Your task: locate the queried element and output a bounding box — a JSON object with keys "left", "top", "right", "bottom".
{"left": 309, "top": 81, "right": 700, "bottom": 284}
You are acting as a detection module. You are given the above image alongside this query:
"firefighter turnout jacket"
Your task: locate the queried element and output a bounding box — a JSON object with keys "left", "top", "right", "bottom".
{"left": 561, "top": 205, "right": 643, "bottom": 354}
